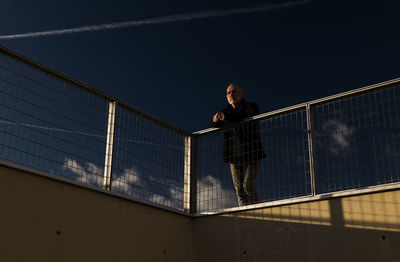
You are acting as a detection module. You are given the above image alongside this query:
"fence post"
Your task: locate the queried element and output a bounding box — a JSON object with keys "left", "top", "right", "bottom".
{"left": 184, "top": 135, "right": 197, "bottom": 214}
{"left": 103, "top": 101, "right": 116, "bottom": 191}
{"left": 306, "top": 103, "right": 317, "bottom": 196}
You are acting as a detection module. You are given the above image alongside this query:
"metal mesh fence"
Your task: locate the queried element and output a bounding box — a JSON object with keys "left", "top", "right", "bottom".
{"left": 1, "top": 45, "right": 399, "bottom": 215}
{"left": 0, "top": 46, "right": 189, "bottom": 211}
{"left": 195, "top": 82, "right": 400, "bottom": 213}
{"left": 196, "top": 108, "right": 312, "bottom": 213}
{"left": 111, "top": 105, "right": 187, "bottom": 210}
{"left": 0, "top": 51, "right": 108, "bottom": 185}
{"left": 311, "top": 83, "right": 400, "bottom": 194}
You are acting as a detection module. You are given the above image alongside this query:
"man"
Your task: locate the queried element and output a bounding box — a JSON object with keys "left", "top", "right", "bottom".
{"left": 211, "top": 83, "right": 266, "bottom": 206}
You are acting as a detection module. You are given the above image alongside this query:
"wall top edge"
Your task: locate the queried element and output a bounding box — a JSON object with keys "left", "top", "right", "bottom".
{"left": 194, "top": 182, "right": 400, "bottom": 217}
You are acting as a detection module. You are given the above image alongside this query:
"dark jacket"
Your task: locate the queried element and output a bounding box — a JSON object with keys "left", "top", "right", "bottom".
{"left": 211, "top": 99, "right": 266, "bottom": 163}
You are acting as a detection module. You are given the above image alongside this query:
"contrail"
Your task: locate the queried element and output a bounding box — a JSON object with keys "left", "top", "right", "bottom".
{"left": 0, "top": 119, "right": 180, "bottom": 149}
{"left": 0, "top": 0, "right": 314, "bottom": 40}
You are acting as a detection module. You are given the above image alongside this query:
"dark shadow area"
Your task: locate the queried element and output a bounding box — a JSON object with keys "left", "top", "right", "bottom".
{"left": 193, "top": 190, "right": 400, "bottom": 262}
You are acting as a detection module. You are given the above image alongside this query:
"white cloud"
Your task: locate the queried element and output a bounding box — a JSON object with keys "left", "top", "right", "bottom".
{"left": 322, "top": 120, "right": 355, "bottom": 155}
{"left": 62, "top": 158, "right": 239, "bottom": 212}
{"left": 62, "top": 158, "right": 103, "bottom": 186}
{"left": 197, "top": 175, "right": 236, "bottom": 212}
{"left": 111, "top": 167, "right": 142, "bottom": 195}
{"left": 62, "top": 158, "right": 183, "bottom": 209}
{"left": 147, "top": 193, "right": 175, "bottom": 208}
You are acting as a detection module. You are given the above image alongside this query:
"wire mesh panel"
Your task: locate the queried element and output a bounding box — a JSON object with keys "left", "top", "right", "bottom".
{"left": 197, "top": 108, "right": 311, "bottom": 213}
{"left": 197, "top": 131, "right": 236, "bottom": 212}
{"left": 0, "top": 51, "right": 109, "bottom": 187}
{"left": 260, "top": 108, "right": 311, "bottom": 201}
{"left": 2, "top": 45, "right": 399, "bottom": 215}
{"left": 111, "top": 105, "right": 187, "bottom": 210}
{"left": 311, "top": 83, "right": 400, "bottom": 193}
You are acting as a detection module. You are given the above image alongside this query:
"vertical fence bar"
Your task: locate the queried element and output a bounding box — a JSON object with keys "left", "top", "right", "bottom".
{"left": 104, "top": 101, "right": 116, "bottom": 191}
{"left": 184, "top": 136, "right": 191, "bottom": 212}
{"left": 190, "top": 135, "right": 198, "bottom": 214}
{"left": 306, "top": 103, "right": 316, "bottom": 196}
{"left": 184, "top": 135, "right": 197, "bottom": 213}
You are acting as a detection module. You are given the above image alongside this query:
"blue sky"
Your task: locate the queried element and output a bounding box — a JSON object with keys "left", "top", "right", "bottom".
{"left": 0, "top": 0, "right": 399, "bottom": 132}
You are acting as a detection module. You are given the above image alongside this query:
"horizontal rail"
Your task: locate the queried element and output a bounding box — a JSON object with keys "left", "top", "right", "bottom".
{"left": 193, "top": 103, "right": 306, "bottom": 135}
{"left": 0, "top": 45, "right": 191, "bottom": 136}
{"left": 194, "top": 78, "right": 400, "bottom": 135}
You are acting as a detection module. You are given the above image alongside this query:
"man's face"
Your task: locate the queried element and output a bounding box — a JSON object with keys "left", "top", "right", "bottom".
{"left": 226, "top": 85, "right": 243, "bottom": 105}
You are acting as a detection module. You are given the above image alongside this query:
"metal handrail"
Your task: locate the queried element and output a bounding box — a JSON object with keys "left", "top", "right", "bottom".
{"left": 193, "top": 78, "right": 400, "bottom": 136}
{"left": 0, "top": 44, "right": 191, "bottom": 136}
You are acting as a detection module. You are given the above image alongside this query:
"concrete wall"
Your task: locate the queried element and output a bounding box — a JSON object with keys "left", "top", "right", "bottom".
{"left": 193, "top": 191, "right": 400, "bottom": 262}
{"left": 0, "top": 165, "right": 192, "bottom": 262}
{"left": 2, "top": 164, "right": 400, "bottom": 262}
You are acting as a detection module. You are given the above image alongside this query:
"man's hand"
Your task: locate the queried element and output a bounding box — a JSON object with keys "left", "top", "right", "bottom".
{"left": 213, "top": 112, "right": 225, "bottom": 123}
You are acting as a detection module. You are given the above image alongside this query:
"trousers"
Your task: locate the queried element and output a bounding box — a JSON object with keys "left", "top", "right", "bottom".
{"left": 229, "top": 161, "right": 260, "bottom": 206}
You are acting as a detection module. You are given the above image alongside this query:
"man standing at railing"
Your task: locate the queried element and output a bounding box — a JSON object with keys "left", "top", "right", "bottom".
{"left": 211, "top": 83, "right": 266, "bottom": 206}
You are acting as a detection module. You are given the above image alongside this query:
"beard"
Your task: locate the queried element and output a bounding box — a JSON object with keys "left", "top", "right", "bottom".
{"left": 228, "top": 97, "right": 240, "bottom": 105}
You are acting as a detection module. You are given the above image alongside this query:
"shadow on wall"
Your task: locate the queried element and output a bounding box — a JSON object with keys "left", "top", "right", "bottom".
{"left": 193, "top": 190, "right": 400, "bottom": 262}
{"left": 223, "top": 191, "right": 400, "bottom": 232}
